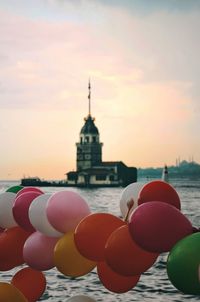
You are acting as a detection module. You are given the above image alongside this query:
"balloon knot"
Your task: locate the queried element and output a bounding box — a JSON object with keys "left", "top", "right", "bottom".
{"left": 124, "top": 198, "right": 134, "bottom": 222}
{"left": 127, "top": 198, "right": 134, "bottom": 210}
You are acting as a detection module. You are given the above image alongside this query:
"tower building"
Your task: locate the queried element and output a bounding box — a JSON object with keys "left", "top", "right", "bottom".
{"left": 76, "top": 80, "right": 103, "bottom": 171}
{"left": 66, "top": 81, "right": 137, "bottom": 187}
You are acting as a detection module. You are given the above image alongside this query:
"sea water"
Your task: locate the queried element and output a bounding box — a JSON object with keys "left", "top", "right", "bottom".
{"left": 0, "top": 179, "right": 199, "bottom": 302}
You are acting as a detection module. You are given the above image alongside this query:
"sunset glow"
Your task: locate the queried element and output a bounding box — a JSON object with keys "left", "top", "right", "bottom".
{"left": 0, "top": 0, "right": 200, "bottom": 180}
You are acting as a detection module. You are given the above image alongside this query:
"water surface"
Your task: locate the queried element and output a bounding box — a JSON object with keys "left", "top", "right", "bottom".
{"left": 0, "top": 179, "right": 199, "bottom": 301}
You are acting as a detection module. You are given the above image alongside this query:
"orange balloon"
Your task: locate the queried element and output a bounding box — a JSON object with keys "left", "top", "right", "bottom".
{"left": 11, "top": 267, "right": 46, "bottom": 302}
{"left": 0, "top": 227, "right": 32, "bottom": 270}
{"left": 54, "top": 231, "right": 96, "bottom": 277}
{"left": 97, "top": 261, "right": 140, "bottom": 293}
{"left": 105, "top": 225, "right": 159, "bottom": 276}
{"left": 138, "top": 180, "right": 181, "bottom": 209}
{"left": 74, "top": 213, "right": 125, "bottom": 261}
{"left": 0, "top": 282, "right": 27, "bottom": 302}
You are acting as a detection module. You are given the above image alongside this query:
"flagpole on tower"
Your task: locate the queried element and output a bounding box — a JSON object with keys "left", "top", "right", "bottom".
{"left": 88, "top": 79, "right": 91, "bottom": 116}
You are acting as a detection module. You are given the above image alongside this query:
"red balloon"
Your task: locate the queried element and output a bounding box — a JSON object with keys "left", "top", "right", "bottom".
{"left": 105, "top": 225, "right": 158, "bottom": 276}
{"left": 13, "top": 192, "right": 42, "bottom": 232}
{"left": 11, "top": 267, "right": 46, "bottom": 302}
{"left": 16, "top": 187, "right": 44, "bottom": 199}
{"left": 129, "top": 201, "right": 193, "bottom": 253}
{"left": 138, "top": 180, "right": 181, "bottom": 209}
{"left": 0, "top": 227, "right": 4, "bottom": 233}
{"left": 74, "top": 213, "right": 125, "bottom": 261}
{"left": 97, "top": 261, "right": 140, "bottom": 293}
{"left": 0, "top": 227, "right": 31, "bottom": 270}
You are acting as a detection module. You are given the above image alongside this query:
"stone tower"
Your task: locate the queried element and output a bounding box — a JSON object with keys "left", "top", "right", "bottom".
{"left": 76, "top": 80, "right": 103, "bottom": 171}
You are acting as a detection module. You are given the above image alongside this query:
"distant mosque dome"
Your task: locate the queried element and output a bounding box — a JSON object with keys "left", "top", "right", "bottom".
{"left": 80, "top": 115, "right": 99, "bottom": 135}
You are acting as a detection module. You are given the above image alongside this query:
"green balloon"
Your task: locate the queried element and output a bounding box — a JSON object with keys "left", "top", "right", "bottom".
{"left": 167, "top": 232, "right": 200, "bottom": 295}
{"left": 6, "top": 185, "right": 23, "bottom": 194}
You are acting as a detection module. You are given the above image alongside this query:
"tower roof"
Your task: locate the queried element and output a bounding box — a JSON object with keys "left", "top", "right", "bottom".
{"left": 80, "top": 115, "right": 99, "bottom": 134}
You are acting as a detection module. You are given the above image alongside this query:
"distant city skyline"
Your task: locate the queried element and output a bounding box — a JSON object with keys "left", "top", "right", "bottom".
{"left": 0, "top": 0, "right": 200, "bottom": 180}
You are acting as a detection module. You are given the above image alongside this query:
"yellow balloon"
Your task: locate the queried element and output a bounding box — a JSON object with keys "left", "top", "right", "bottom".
{"left": 54, "top": 231, "right": 96, "bottom": 277}
{"left": 0, "top": 282, "right": 27, "bottom": 302}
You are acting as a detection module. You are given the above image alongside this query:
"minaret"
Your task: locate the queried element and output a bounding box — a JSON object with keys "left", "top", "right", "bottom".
{"left": 76, "top": 80, "right": 103, "bottom": 171}
{"left": 162, "top": 164, "right": 169, "bottom": 182}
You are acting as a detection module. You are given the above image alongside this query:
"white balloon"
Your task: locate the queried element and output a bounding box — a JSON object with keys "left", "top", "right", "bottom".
{"left": 0, "top": 192, "right": 18, "bottom": 228}
{"left": 119, "top": 182, "right": 146, "bottom": 220}
{"left": 66, "top": 295, "right": 96, "bottom": 302}
{"left": 29, "top": 193, "right": 63, "bottom": 237}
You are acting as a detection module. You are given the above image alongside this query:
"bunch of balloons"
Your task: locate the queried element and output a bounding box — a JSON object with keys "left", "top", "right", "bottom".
{"left": 119, "top": 180, "right": 200, "bottom": 295}
{"left": 0, "top": 180, "right": 199, "bottom": 301}
{"left": 0, "top": 185, "right": 93, "bottom": 301}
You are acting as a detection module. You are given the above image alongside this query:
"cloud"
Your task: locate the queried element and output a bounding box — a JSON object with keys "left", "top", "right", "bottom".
{"left": 0, "top": 1, "right": 200, "bottom": 178}
{"left": 0, "top": 4, "right": 199, "bottom": 115}
{"left": 87, "top": 0, "right": 200, "bottom": 13}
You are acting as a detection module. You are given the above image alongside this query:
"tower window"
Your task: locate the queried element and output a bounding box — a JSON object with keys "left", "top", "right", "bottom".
{"left": 80, "top": 137, "right": 83, "bottom": 144}
{"left": 92, "top": 136, "right": 96, "bottom": 143}
{"left": 85, "top": 136, "right": 89, "bottom": 143}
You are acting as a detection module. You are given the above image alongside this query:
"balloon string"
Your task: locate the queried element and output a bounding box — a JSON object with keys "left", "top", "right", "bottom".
{"left": 124, "top": 198, "right": 134, "bottom": 222}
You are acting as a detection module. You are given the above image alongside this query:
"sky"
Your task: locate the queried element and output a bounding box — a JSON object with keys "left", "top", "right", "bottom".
{"left": 0, "top": 0, "right": 200, "bottom": 180}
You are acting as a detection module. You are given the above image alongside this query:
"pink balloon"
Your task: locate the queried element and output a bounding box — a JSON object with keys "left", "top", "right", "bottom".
{"left": 129, "top": 201, "right": 193, "bottom": 253}
{"left": 23, "top": 232, "right": 58, "bottom": 271}
{"left": 13, "top": 192, "right": 42, "bottom": 232}
{"left": 47, "top": 191, "right": 91, "bottom": 233}
{"left": 16, "top": 187, "right": 44, "bottom": 199}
